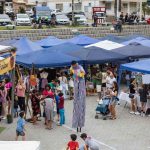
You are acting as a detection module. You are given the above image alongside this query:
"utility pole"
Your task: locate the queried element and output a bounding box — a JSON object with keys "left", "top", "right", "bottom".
{"left": 72, "top": 0, "right": 75, "bottom": 25}
{"left": 139, "top": 0, "right": 142, "bottom": 21}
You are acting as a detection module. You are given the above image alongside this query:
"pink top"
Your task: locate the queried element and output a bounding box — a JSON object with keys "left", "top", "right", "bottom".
{"left": 16, "top": 84, "right": 26, "bottom": 97}
{"left": 5, "top": 82, "right": 12, "bottom": 90}
{"left": 42, "top": 90, "right": 54, "bottom": 99}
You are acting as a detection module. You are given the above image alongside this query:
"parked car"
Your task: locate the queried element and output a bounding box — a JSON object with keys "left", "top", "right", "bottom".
{"left": 66, "top": 11, "right": 85, "bottom": 21}
{"left": 51, "top": 9, "right": 61, "bottom": 15}
{"left": 32, "top": 6, "right": 51, "bottom": 24}
{"left": 0, "top": 14, "right": 11, "bottom": 26}
{"left": 16, "top": 14, "right": 31, "bottom": 26}
{"left": 74, "top": 14, "right": 87, "bottom": 25}
{"left": 56, "top": 14, "right": 70, "bottom": 25}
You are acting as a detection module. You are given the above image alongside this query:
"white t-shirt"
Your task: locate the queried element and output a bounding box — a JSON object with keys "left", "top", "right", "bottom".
{"left": 106, "top": 77, "right": 116, "bottom": 89}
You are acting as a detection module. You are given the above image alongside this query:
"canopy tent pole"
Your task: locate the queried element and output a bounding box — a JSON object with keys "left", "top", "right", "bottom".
{"left": 10, "top": 68, "right": 15, "bottom": 123}
{"left": 117, "top": 68, "right": 123, "bottom": 93}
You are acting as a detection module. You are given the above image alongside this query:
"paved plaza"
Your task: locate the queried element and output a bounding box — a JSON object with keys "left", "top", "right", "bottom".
{"left": 0, "top": 96, "right": 150, "bottom": 150}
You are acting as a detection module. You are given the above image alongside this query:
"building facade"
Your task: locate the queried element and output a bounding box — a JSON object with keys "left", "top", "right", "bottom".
{"left": 12, "top": 0, "right": 35, "bottom": 14}
{"left": 28, "top": 0, "right": 146, "bottom": 19}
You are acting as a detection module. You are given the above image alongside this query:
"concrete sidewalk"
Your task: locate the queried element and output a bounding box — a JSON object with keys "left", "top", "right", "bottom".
{"left": 0, "top": 97, "right": 150, "bottom": 150}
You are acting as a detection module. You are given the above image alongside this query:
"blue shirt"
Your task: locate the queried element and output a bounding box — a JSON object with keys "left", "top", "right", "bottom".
{"left": 16, "top": 117, "right": 25, "bottom": 132}
{"left": 55, "top": 95, "right": 60, "bottom": 107}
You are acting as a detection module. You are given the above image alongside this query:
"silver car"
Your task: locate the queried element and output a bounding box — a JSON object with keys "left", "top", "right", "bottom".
{"left": 0, "top": 14, "right": 11, "bottom": 26}
{"left": 56, "top": 14, "right": 70, "bottom": 25}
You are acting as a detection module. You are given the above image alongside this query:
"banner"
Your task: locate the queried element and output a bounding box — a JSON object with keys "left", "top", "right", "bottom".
{"left": 0, "top": 53, "right": 16, "bottom": 75}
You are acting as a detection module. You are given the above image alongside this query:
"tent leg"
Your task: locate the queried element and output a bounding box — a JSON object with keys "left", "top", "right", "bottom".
{"left": 10, "top": 68, "right": 15, "bottom": 123}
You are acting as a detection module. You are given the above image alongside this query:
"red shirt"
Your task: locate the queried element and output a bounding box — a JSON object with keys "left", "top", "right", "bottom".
{"left": 68, "top": 141, "right": 79, "bottom": 150}
{"left": 42, "top": 90, "right": 54, "bottom": 99}
{"left": 58, "top": 96, "right": 64, "bottom": 109}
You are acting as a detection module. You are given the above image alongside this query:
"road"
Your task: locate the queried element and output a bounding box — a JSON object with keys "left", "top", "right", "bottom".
{"left": 0, "top": 96, "right": 150, "bottom": 150}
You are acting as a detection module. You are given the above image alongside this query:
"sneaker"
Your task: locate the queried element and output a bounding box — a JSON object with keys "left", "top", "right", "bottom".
{"left": 130, "top": 111, "right": 135, "bottom": 114}
{"left": 1, "top": 117, "right": 6, "bottom": 120}
{"left": 135, "top": 112, "right": 140, "bottom": 115}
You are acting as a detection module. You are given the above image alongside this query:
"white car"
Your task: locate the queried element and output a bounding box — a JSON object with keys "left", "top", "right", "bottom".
{"left": 0, "top": 14, "right": 11, "bottom": 26}
{"left": 16, "top": 14, "right": 31, "bottom": 26}
{"left": 56, "top": 14, "right": 70, "bottom": 25}
{"left": 74, "top": 14, "right": 87, "bottom": 25}
{"left": 51, "top": 9, "right": 61, "bottom": 15}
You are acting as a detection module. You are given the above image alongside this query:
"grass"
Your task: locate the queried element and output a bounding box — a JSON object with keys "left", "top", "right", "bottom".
{"left": 0, "top": 24, "right": 91, "bottom": 31}
{"left": 0, "top": 127, "right": 5, "bottom": 133}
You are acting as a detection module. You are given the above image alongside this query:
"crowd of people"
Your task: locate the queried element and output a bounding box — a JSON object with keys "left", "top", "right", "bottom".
{"left": 119, "top": 12, "right": 145, "bottom": 25}
{"left": 0, "top": 61, "right": 150, "bottom": 145}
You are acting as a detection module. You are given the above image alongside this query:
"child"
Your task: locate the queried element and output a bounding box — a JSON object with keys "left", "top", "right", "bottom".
{"left": 58, "top": 92, "right": 65, "bottom": 126}
{"left": 68, "top": 77, "right": 74, "bottom": 100}
{"left": 66, "top": 134, "right": 79, "bottom": 150}
{"left": 55, "top": 92, "right": 60, "bottom": 123}
{"left": 80, "top": 133, "right": 99, "bottom": 150}
{"left": 16, "top": 111, "right": 26, "bottom": 141}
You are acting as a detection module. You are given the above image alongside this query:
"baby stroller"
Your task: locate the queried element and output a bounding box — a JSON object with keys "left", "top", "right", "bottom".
{"left": 95, "top": 96, "right": 111, "bottom": 120}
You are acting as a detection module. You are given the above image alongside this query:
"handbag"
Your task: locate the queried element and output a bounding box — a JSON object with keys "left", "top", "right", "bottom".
{"left": 129, "top": 93, "right": 134, "bottom": 99}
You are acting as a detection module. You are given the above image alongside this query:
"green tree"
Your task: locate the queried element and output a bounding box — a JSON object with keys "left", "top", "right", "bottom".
{"left": 19, "top": 7, "right": 25, "bottom": 14}
{"left": 142, "top": 2, "right": 150, "bottom": 17}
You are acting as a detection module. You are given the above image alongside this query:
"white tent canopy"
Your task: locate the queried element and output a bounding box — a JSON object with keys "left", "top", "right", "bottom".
{"left": 85, "top": 40, "right": 124, "bottom": 50}
{"left": 0, "top": 45, "right": 12, "bottom": 54}
{"left": 0, "top": 56, "right": 4, "bottom": 60}
{"left": 0, "top": 141, "right": 40, "bottom": 150}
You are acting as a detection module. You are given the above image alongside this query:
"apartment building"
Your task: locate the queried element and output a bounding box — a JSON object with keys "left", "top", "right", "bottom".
{"left": 28, "top": 0, "right": 146, "bottom": 18}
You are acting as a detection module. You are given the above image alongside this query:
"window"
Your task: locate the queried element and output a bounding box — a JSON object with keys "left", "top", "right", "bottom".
{"left": 56, "top": 3, "right": 63, "bottom": 11}
{"left": 74, "top": 3, "right": 82, "bottom": 11}
{"left": 106, "top": 2, "right": 111, "bottom": 10}
{"left": 123, "top": 3, "right": 128, "bottom": 9}
{"left": 84, "top": 6, "right": 88, "bottom": 12}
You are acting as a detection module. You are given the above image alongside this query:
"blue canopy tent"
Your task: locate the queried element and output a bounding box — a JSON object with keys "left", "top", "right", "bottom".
{"left": 112, "top": 43, "right": 150, "bottom": 59}
{"left": 122, "top": 37, "right": 150, "bottom": 47}
{"left": 120, "top": 59, "right": 150, "bottom": 74}
{"left": 35, "top": 36, "right": 66, "bottom": 48}
{"left": 43, "top": 42, "right": 82, "bottom": 53}
{"left": 118, "top": 59, "right": 150, "bottom": 89}
{"left": 98, "top": 35, "right": 129, "bottom": 43}
{"left": 13, "top": 37, "right": 42, "bottom": 55}
{"left": 66, "top": 35, "right": 99, "bottom": 46}
{"left": 0, "top": 38, "right": 22, "bottom": 46}
{"left": 67, "top": 46, "right": 128, "bottom": 64}
{"left": 16, "top": 49, "right": 80, "bottom": 68}
{"left": 98, "top": 35, "right": 150, "bottom": 43}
